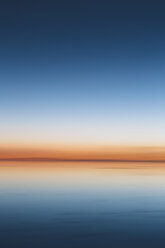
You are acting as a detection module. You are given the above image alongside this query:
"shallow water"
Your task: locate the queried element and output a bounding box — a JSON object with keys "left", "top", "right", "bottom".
{"left": 1, "top": 161, "right": 165, "bottom": 247}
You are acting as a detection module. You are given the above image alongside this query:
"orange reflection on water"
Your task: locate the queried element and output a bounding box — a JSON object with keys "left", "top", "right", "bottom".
{"left": 1, "top": 161, "right": 165, "bottom": 193}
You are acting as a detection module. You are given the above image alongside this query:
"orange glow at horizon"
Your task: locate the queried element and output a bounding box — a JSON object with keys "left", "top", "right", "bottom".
{"left": 1, "top": 143, "right": 165, "bottom": 161}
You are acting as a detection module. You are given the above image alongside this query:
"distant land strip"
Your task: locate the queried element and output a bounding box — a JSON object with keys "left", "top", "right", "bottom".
{"left": 1, "top": 158, "right": 165, "bottom": 163}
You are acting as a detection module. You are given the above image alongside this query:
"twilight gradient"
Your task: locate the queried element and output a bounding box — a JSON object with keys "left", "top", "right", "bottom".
{"left": 0, "top": 0, "right": 165, "bottom": 152}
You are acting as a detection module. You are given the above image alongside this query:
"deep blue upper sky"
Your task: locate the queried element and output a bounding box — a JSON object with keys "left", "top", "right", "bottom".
{"left": 0, "top": 0, "right": 165, "bottom": 147}
{"left": 1, "top": 0, "right": 165, "bottom": 61}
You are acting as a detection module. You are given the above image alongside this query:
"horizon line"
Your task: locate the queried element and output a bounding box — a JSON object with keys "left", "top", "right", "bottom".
{"left": 1, "top": 158, "right": 165, "bottom": 163}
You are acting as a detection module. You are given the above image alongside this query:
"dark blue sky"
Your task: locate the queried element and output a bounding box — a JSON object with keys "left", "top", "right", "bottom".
{"left": 1, "top": 0, "right": 165, "bottom": 147}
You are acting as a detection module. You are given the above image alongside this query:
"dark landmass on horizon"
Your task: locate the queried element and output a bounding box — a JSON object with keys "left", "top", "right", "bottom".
{"left": 1, "top": 158, "right": 165, "bottom": 163}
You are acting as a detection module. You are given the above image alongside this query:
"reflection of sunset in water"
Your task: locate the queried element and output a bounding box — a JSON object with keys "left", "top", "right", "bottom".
{"left": 1, "top": 162, "right": 165, "bottom": 247}
{"left": 1, "top": 161, "right": 165, "bottom": 196}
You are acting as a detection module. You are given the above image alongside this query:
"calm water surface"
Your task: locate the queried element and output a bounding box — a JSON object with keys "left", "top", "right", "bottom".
{"left": 1, "top": 162, "right": 165, "bottom": 247}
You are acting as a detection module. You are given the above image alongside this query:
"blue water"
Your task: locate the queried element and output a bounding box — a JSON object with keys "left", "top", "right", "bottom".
{"left": 1, "top": 162, "right": 165, "bottom": 247}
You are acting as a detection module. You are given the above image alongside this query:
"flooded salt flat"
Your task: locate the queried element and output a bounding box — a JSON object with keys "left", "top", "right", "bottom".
{"left": 1, "top": 161, "right": 165, "bottom": 247}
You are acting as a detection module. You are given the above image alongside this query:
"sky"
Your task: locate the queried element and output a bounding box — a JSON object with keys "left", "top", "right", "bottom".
{"left": 0, "top": 0, "right": 165, "bottom": 159}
